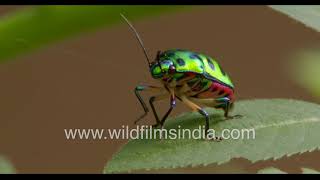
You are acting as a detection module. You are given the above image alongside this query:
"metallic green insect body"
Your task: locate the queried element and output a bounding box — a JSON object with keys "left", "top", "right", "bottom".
{"left": 151, "top": 49, "right": 234, "bottom": 88}
{"left": 121, "top": 14, "right": 239, "bottom": 140}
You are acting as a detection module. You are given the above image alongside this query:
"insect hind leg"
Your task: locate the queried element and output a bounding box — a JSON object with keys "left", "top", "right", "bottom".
{"left": 180, "top": 95, "right": 222, "bottom": 141}
{"left": 189, "top": 97, "right": 242, "bottom": 120}
{"left": 215, "top": 97, "right": 242, "bottom": 120}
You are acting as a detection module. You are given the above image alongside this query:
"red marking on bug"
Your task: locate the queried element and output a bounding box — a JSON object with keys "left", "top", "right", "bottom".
{"left": 186, "top": 72, "right": 196, "bottom": 77}
{"left": 197, "top": 82, "right": 235, "bottom": 102}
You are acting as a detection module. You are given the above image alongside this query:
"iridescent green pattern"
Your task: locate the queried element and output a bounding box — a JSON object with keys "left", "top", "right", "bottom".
{"left": 150, "top": 63, "right": 163, "bottom": 78}
{"left": 160, "top": 49, "right": 234, "bottom": 88}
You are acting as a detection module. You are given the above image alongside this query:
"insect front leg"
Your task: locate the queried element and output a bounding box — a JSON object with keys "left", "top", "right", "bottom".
{"left": 161, "top": 92, "right": 176, "bottom": 128}
{"left": 134, "top": 85, "right": 165, "bottom": 124}
{"left": 153, "top": 88, "right": 176, "bottom": 129}
{"left": 149, "top": 93, "right": 170, "bottom": 127}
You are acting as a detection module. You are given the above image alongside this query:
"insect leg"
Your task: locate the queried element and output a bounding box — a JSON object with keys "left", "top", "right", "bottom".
{"left": 188, "top": 97, "right": 242, "bottom": 120}
{"left": 180, "top": 96, "right": 221, "bottom": 141}
{"left": 213, "top": 97, "right": 231, "bottom": 118}
{"left": 149, "top": 93, "right": 170, "bottom": 127}
{"left": 224, "top": 100, "right": 232, "bottom": 118}
{"left": 180, "top": 96, "right": 209, "bottom": 134}
{"left": 215, "top": 97, "right": 242, "bottom": 120}
{"left": 134, "top": 85, "right": 165, "bottom": 124}
{"left": 158, "top": 92, "right": 176, "bottom": 129}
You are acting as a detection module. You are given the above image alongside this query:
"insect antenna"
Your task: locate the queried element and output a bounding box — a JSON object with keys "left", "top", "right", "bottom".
{"left": 120, "top": 13, "right": 152, "bottom": 67}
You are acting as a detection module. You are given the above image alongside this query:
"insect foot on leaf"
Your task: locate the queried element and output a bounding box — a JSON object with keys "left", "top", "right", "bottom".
{"left": 206, "top": 135, "right": 223, "bottom": 142}
{"left": 226, "top": 114, "right": 243, "bottom": 120}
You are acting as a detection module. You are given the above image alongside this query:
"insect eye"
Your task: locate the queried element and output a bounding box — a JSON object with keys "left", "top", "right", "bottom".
{"left": 168, "top": 65, "right": 176, "bottom": 74}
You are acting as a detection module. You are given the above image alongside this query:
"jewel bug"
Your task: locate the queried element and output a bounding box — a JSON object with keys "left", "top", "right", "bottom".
{"left": 121, "top": 14, "right": 240, "bottom": 140}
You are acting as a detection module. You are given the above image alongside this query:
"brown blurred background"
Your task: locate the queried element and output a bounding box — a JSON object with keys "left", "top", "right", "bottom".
{"left": 0, "top": 5, "right": 320, "bottom": 173}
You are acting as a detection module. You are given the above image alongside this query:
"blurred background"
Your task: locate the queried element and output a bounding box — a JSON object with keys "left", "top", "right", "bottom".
{"left": 0, "top": 5, "right": 320, "bottom": 174}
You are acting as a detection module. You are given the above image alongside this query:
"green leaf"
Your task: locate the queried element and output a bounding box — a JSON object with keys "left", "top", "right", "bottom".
{"left": 289, "top": 50, "right": 320, "bottom": 98}
{"left": 269, "top": 5, "right": 320, "bottom": 32}
{"left": 301, "top": 168, "right": 320, "bottom": 174}
{"left": 0, "top": 5, "right": 185, "bottom": 63}
{"left": 0, "top": 157, "right": 16, "bottom": 174}
{"left": 257, "top": 167, "right": 287, "bottom": 174}
{"left": 104, "top": 99, "right": 320, "bottom": 173}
